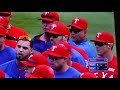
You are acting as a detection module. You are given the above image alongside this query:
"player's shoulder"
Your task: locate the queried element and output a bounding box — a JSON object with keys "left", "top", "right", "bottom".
{"left": 4, "top": 46, "right": 16, "bottom": 52}
{"left": 34, "top": 34, "right": 42, "bottom": 38}
{"left": 109, "top": 55, "right": 117, "bottom": 64}
{"left": 111, "top": 55, "right": 118, "bottom": 64}
{"left": 69, "top": 67, "right": 81, "bottom": 78}
{"left": 0, "top": 59, "right": 16, "bottom": 68}
{"left": 33, "top": 33, "right": 44, "bottom": 40}
{"left": 69, "top": 66, "right": 80, "bottom": 73}
{"left": 113, "top": 55, "right": 117, "bottom": 60}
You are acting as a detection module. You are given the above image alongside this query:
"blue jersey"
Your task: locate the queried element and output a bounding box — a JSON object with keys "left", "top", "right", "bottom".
{"left": 0, "top": 46, "right": 16, "bottom": 65}
{"left": 32, "top": 34, "right": 52, "bottom": 53}
{"left": 0, "top": 60, "right": 25, "bottom": 78}
{"left": 69, "top": 38, "right": 97, "bottom": 58}
{"left": 55, "top": 67, "right": 81, "bottom": 78}
{"left": 68, "top": 38, "right": 76, "bottom": 46}
{"left": 71, "top": 48, "right": 86, "bottom": 66}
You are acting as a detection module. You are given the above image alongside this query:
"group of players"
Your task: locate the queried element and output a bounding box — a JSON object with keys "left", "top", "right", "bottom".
{"left": 0, "top": 12, "right": 118, "bottom": 78}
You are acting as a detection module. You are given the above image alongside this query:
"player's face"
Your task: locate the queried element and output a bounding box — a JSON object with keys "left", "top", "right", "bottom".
{"left": 94, "top": 42, "right": 109, "bottom": 56}
{"left": 70, "top": 27, "right": 86, "bottom": 43}
{"left": 42, "top": 21, "right": 52, "bottom": 33}
{"left": 24, "top": 66, "right": 35, "bottom": 74}
{"left": 0, "top": 36, "right": 5, "bottom": 48}
{"left": 50, "top": 56, "right": 66, "bottom": 71}
{"left": 50, "top": 34, "right": 64, "bottom": 45}
{"left": 15, "top": 40, "right": 32, "bottom": 61}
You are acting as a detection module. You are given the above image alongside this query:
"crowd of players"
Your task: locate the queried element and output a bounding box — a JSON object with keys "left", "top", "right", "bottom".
{"left": 0, "top": 12, "right": 118, "bottom": 78}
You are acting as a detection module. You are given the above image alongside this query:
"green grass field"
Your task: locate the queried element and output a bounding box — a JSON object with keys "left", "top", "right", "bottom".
{"left": 10, "top": 12, "right": 116, "bottom": 54}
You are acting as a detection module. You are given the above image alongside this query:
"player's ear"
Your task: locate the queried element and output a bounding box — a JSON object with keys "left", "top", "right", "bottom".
{"left": 30, "top": 49, "right": 33, "bottom": 54}
{"left": 108, "top": 43, "right": 113, "bottom": 48}
{"left": 63, "top": 35, "right": 69, "bottom": 41}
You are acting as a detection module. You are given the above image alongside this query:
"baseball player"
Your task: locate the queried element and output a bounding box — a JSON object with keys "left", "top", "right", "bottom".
{"left": 45, "top": 21, "right": 88, "bottom": 66}
{"left": 0, "top": 25, "right": 16, "bottom": 65}
{"left": 25, "top": 65, "right": 55, "bottom": 78}
{"left": 0, "top": 35, "right": 33, "bottom": 78}
{"left": 91, "top": 31, "right": 118, "bottom": 78}
{"left": 53, "top": 42, "right": 89, "bottom": 72}
{"left": 0, "top": 12, "right": 28, "bottom": 48}
{"left": 32, "top": 12, "right": 59, "bottom": 54}
{"left": 46, "top": 44, "right": 81, "bottom": 78}
{"left": 67, "top": 17, "right": 97, "bottom": 58}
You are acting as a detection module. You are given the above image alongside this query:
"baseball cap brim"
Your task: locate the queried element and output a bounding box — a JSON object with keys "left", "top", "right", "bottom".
{"left": 90, "top": 39, "right": 109, "bottom": 43}
{"left": 46, "top": 30, "right": 61, "bottom": 35}
{"left": 0, "top": 34, "right": 5, "bottom": 36}
{"left": 0, "top": 12, "right": 11, "bottom": 16}
{"left": 38, "top": 18, "right": 54, "bottom": 22}
{"left": 67, "top": 24, "right": 84, "bottom": 30}
{"left": 46, "top": 50, "right": 67, "bottom": 58}
{"left": 21, "top": 61, "right": 37, "bottom": 67}
{"left": 26, "top": 74, "right": 42, "bottom": 78}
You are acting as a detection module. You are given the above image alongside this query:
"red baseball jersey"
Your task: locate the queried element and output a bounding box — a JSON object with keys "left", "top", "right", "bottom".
{"left": 5, "top": 25, "right": 28, "bottom": 48}
{"left": 93, "top": 55, "right": 118, "bottom": 78}
{"left": 72, "top": 61, "right": 89, "bottom": 73}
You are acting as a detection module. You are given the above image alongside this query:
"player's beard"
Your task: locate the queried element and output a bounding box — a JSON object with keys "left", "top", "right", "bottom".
{"left": 17, "top": 54, "right": 29, "bottom": 61}
{"left": 54, "top": 64, "right": 63, "bottom": 72}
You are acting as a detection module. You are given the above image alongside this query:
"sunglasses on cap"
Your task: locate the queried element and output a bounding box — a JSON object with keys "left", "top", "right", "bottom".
{"left": 42, "top": 20, "right": 53, "bottom": 23}
{"left": 69, "top": 28, "right": 83, "bottom": 33}
{"left": 94, "top": 42, "right": 108, "bottom": 46}
{"left": 19, "top": 35, "right": 32, "bottom": 42}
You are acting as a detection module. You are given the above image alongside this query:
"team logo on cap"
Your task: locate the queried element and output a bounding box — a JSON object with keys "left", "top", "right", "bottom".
{"left": 96, "top": 32, "right": 102, "bottom": 38}
{"left": 51, "top": 44, "right": 65, "bottom": 51}
{"left": 74, "top": 18, "right": 79, "bottom": 24}
{"left": 44, "top": 12, "right": 49, "bottom": 15}
{"left": 28, "top": 55, "right": 40, "bottom": 65}
{"left": 51, "top": 46, "right": 57, "bottom": 51}
{"left": 51, "top": 24, "right": 57, "bottom": 30}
